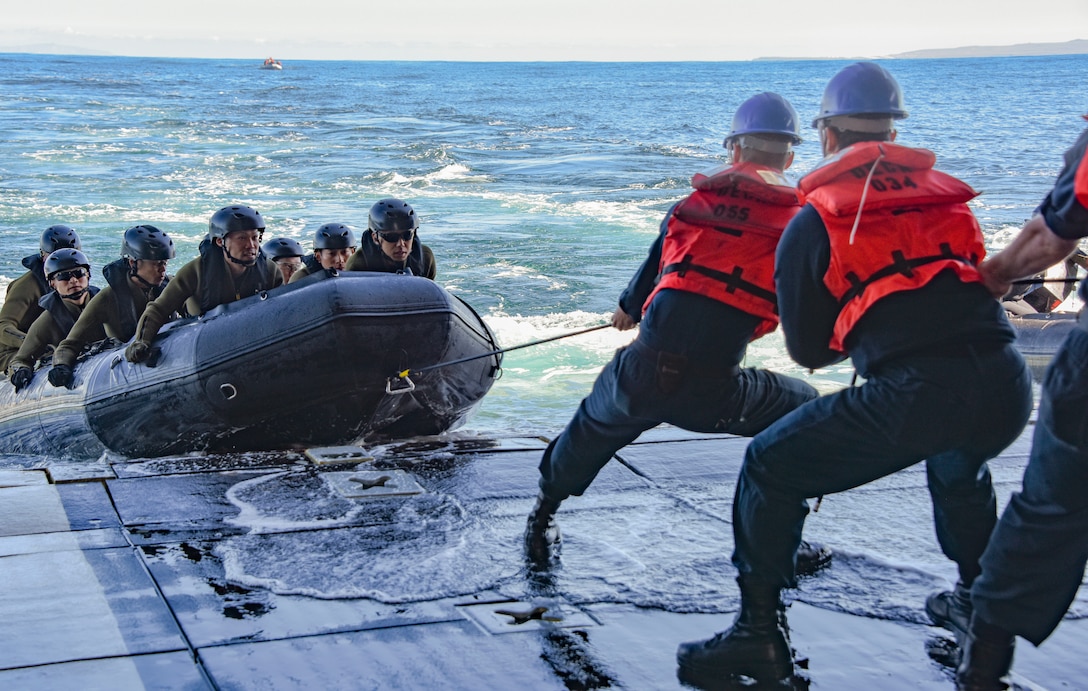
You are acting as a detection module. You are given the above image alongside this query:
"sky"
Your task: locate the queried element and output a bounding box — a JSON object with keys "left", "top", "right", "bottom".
{"left": 2, "top": 0, "right": 1086, "bottom": 61}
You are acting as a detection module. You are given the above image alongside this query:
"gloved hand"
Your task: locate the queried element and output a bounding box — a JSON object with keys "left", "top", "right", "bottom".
{"left": 126, "top": 340, "right": 151, "bottom": 363}
{"left": 9, "top": 367, "right": 33, "bottom": 392}
{"left": 48, "top": 364, "right": 74, "bottom": 388}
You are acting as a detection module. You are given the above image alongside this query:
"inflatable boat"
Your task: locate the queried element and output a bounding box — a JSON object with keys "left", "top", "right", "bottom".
{"left": 1009, "top": 310, "right": 1077, "bottom": 381}
{"left": 0, "top": 273, "right": 501, "bottom": 459}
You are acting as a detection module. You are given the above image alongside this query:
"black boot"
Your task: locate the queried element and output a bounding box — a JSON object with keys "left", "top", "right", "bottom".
{"left": 926, "top": 581, "right": 972, "bottom": 643}
{"left": 956, "top": 615, "right": 1014, "bottom": 691}
{"left": 524, "top": 493, "right": 562, "bottom": 568}
{"left": 677, "top": 576, "right": 794, "bottom": 684}
{"left": 795, "top": 540, "right": 832, "bottom": 577}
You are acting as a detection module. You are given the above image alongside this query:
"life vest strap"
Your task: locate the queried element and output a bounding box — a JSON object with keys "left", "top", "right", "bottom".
{"left": 660, "top": 256, "right": 778, "bottom": 309}
{"left": 839, "top": 243, "right": 979, "bottom": 306}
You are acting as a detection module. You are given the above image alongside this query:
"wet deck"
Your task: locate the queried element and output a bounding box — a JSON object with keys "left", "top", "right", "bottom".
{"left": 1, "top": 427, "right": 1084, "bottom": 689}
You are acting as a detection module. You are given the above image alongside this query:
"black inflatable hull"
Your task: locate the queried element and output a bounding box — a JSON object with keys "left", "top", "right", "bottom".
{"left": 0, "top": 273, "right": 501, "bottom": 459}
{"left": 1010, "top": 312, "right": 1077, "bottom": 381}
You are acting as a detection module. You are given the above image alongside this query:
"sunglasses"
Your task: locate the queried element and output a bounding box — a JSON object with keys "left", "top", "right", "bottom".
{"left": 52, "top": 269, "right": 88, "bottom": 282}
{"left": 378, "top": 230, "right": 414, "bottom": 244}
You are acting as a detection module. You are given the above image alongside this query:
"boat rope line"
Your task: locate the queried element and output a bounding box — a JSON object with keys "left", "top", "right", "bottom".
{"left": 1010, "top": 277, "right": 1081, "bottom": 285}
{"left": 386, "top": 323, "right": 612, "bottom": 394}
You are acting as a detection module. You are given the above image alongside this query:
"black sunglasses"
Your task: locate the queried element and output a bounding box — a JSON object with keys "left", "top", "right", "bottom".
{"left": 52, "top": 269, "right": 88, "bottom": 282}
{"left": 378, "top": 230, "right": 414, "bottom": 244}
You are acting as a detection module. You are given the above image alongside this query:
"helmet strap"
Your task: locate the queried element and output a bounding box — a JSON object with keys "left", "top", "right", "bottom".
{"left": 129, "top": 262, "right": 160, "bottom": 290}
{"left": 61, "top": 287, "right": 88, "bottom": 301}
{"left": 218, "top": 239, "right": 257, "bottom": 267}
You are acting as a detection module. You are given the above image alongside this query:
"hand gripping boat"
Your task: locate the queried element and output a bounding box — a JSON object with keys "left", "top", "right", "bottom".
{"left": 0, "top": 273, "right": 501, "bottom": 459}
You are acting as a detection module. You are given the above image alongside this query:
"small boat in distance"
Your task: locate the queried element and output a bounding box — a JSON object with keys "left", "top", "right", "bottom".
{"left": 261, "top": 58, "right": 283, "bottom": 70}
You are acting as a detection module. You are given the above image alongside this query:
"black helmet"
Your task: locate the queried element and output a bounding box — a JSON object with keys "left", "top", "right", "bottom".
{"left": 40, "top": 225, "right": 81, "bottom": 254}
{"left": 313, "top": 223, "right": 356, "bottom": 250}
{"left": 122, "top": 225, "right": 176, "bottom": 261}
{"left": 262, "top": 237, "right": 305, "bottom": 259}
{"left": 44, "top": 248, "right": 91, "bottom": 280}
{"left": 368, "top": 198, "right": 419, "bottom": 234}
{"left": 208, "top": 205, "right": 265, "bottom": 240}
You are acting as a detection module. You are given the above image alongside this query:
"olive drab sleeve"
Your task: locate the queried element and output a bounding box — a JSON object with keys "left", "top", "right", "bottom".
{"left": 133, "top": 258, "right": 201, "bottom": 347}
{"left": 0, "top": 273, "right": 44, "bottom": 349}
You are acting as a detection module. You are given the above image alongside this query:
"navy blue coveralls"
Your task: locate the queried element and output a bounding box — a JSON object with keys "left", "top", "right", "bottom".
{"left": 973, "top": 127, "right": 1088, "bottom": 645}
{"left": 731, "top": 165, "right": 1034, "bottom": 589}
{"left": 536, "top": 209, "right": 819, "bottom": 502}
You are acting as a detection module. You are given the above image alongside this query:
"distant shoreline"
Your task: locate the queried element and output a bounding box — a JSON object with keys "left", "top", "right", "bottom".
{"left": 0, "top": 38, "right": 1086, "bottom": 62}
{"left": 757, "top": 38, "right": 1088, "bottom": 61}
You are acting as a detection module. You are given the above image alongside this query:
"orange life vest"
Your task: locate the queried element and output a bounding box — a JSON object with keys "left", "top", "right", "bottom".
{"left": 800, "top": 142, "right": 985, "bottom": 351}
{"left": 644, "top": 161, "right": 802, "bottom": 340}
{"left": 1074, "top": 130, "right": 1088, "bottom": 209}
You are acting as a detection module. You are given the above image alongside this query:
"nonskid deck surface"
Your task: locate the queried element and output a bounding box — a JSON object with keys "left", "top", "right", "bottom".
{"left": 0, "top": 428, "right": 1082, "bottom": 689}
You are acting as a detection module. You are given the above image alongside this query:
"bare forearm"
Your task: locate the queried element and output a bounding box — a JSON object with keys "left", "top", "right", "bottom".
{"left": 979, "top": 215, "right": 1079, "bottom": 298}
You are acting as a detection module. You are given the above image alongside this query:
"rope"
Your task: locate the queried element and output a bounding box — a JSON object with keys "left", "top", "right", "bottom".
{"left": 1010, "top": 277, "right": 1081, "bottom": 285}
{"left": 390, "top": 323, "right": 612, "bottom": 381}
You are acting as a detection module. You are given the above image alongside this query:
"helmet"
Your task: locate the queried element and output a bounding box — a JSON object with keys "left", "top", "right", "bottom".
{"left": 812, "top": 62, "right": 908, "bottom": 127}
{"left": 208, "top": 205, "right": 265, "bottom": 240}
{"left": 368, "top": 198, "right": 419, "bottom": 234}
{"left": 724, "top": 92, "right": 802, "bottom": 147}
{"left": 40, "top": 225, "right": 81, "bottom": 254}
{"left": 262, "top": 237, "right": 305, "bottom": 259}
{"left": 313, "top": 223, "right": 356, "bottom": 250}
{"left": 44, "top": 248, "right": 91, "bottom": 280}
{"left": 122, "top": 225, "right": 176, "bottom": 261}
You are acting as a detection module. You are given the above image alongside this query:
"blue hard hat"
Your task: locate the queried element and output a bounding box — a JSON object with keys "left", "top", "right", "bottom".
{"left": 812, "top": 62, "right": 908, "bottom": 127}
{"left": 724, "top": 92, "right": 803, "bottom": 147}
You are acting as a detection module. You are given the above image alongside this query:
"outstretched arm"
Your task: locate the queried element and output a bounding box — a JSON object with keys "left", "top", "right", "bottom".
{"left": 978, "top": 216, "right": 1079, "bottom": 299}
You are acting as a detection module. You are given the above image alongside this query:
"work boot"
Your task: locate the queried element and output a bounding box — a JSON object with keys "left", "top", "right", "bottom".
{"left": 524, "top": 493, "right": 562, "bottom": 569}
{"left": 955, "top": 615, "right": 1014, "bottom": 691}
{"left": 926, "top": 581, "right": 972, "bottom": 643}
{"left": 795, "top": 540, "right": 832, "bottom": 577}
{"left": 677, "top": 576, "right": 794, "bottom": 685}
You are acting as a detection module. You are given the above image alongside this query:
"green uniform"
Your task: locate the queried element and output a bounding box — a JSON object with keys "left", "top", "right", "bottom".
{"left": 53, "top": 259, "right": 168, "bottom": 368}
{"left": 288, "top": 265, "right": 315, "bottom": 283}
{"left": 345, "top": 233, "right": 437, "bottom": 279}
{"left": 10, "top": 292, "right": 98, "bottom": 372}
{"left": 0, "top": 255, "right": 49, "bottom": 372}
{"left": 132, "top": 243, "right": 282, "bottom": 349}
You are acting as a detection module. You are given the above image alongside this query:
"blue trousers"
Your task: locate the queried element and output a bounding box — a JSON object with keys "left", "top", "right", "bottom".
{"left": 733, "top": 344, "right": 1033, "bottom": 588}
{"left": 973, "top": 328, "right": 1088, "bottom": 645}
{"left": 538, "top": 337, "right": 819, "bottom": 501}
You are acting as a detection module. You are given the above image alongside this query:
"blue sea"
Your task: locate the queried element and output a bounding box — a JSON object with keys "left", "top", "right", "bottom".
{"left": 1, "top": 52, "right": 1086, "bottom": 446}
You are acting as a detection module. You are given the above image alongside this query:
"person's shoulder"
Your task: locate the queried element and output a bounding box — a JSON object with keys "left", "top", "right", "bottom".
{"left": 4, "top": 270, "right": 40, "bottom": 297}
{"left": 288, "top": 266, "right": 311, "bottom": 283}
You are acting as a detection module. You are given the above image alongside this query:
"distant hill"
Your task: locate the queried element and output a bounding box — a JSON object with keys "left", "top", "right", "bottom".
{"left": 757, "top": 39, "right": 1088, "bottom": 61}
{"left": 892, "top": 39, "right": 1088, "bottom": 59}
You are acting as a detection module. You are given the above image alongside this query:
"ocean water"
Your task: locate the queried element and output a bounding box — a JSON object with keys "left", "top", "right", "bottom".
{"left": 1, "top": 52, "right": 1086, "bottom": 445}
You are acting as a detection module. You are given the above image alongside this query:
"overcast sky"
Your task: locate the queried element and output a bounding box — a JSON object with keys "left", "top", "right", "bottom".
{"left": 2, "top": 0, "right": 1086, "bottom": 61}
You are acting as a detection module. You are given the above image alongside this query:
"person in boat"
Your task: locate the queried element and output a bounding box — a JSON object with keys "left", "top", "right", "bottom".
{"left": 523, "top": 93, "right": 825, "bottom": 574}
{"left": 942, "top": 122, "right": 1088, "bottom": 690}
{"left": 125, "top": 204, "right": 282, "bottom": 364}
{"left": 345, "top": 198, "right": 436, "bottom": 279}
{"left": 262, "top": 237, "right": 306, "bottom": 284}
{"left": 675, "top": 63, "right": 1033, "bottom": 687}
{"left": 8, "top": 249, "right": 100, "bottom": 392}
{"left": 0, "top": 225, "right": 81, "bottom": 373}
{"left": 288, "top": 223, "right": 357, "bottom": 283}
{"left": 49, "top": 225, "right": 177, "bottom": 388}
